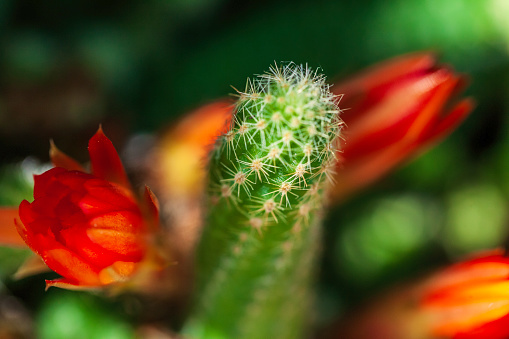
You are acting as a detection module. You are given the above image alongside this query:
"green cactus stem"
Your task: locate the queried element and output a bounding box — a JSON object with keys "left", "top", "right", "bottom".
{"left": 185, "top": 63, "right": 342, "bottom": 339}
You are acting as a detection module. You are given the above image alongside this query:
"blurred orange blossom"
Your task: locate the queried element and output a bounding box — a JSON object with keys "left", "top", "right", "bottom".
{"left": 421, "top": 249, "right": 509, "bottom": 339}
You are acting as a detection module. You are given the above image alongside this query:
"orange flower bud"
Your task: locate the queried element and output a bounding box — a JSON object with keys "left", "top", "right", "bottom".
{"left": 15, "top": 127, "right": 161, "bottom": 290}
{"left": 421, "top": 250, "right": 509, "bottom": 339}
{"left": 332, "top": 52, "right": 473, "bottom": 201}
{"left": 156, "top": 100, "right": 232, "bottom": 197}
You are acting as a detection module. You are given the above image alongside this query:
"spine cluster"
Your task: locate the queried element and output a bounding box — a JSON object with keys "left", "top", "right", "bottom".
{"left": 211, "top": 63, "right": 341, "bottom": 226}
{"left": 188, "top": 63, "right": 342, "bottom": 339}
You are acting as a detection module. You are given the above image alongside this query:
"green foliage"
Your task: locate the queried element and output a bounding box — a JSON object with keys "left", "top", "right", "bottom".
{"left": 336, "top": 195, "right": 440, "bottom": 285}
{"left": 186, "top": 64, "right": 341, "bottom": 339}
{"left": 0, "top": 162, "right": 37, "bottom": 206}
{"left": 0, "top": 247, "right": 31, "bottom": 281}
{"left": 442, "top": 183, "right": 508, "bottom": 256}
{"left": 37, "top": 293, "right": 134, "bottom": 339}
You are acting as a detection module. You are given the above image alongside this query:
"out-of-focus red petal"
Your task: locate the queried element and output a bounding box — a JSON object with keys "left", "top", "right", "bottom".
{"left": 404, "top": 71, "right": 459, "bottom": 142}
{"left": 335, "top": 100, "right": 472, "bottom": 204}
{"left": 422, "top": 99, "right": 475, "bottom": 147}
{"left": 330, "top": 52, "right": 473, "bottom": 203}
{"left": 171, "top": 100, "right": 233, "bottom": 147}
{"left": 421, "top": 251, "right": 509, "bottom": 339}
{"left": 332, "top": 143, "right": 412, "bottom": 202}
{"left": 342, "top": 110, "right": 424, "bottom": 160}
{"left": 156, "top": 100, "right": 234, "bottom": 196}
{"left": 430, "top": 298, "right": 509, "bottom": 339}
{"left": 422, "top": 251, "right": 509, "bottom": 299}
{"left": 340, "top": 68, "right": 453, "bottom": 160}
{"left": 333, "top": 53, "right": 438, "bottom": 124}
{"left": 454, "top": 313, "right": 509, "bottom": 339}
{"left": 333, "top": 52, "right": 437, "bottom": 96}
{"left": 88, "top": 126, "right": 130, "bottom": 189}
{"left": 49, "top": 140, "right": 85, "bottom": 171}
{"left": 425, "top": 281, "right": 509, "bottom": 307}
{"left": 0, "top": 207, "right": 26, "bottom": 247}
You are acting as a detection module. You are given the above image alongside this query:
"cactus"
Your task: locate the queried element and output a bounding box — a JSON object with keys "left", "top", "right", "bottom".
{"left": 185, "top": 63, "right": 342, "bottom": 339}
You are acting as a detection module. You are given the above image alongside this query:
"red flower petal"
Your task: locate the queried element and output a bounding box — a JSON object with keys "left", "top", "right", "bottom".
{"left": 329, "top": 52, "right": 472, "bottom": 202}
{"left": 88, "top": 126, "right": 130, "bottom": 188}
{"left": 98, "top": 261, "right": 137, "bottom": 285}
{"left": 57, "top": 226, "right": 143, "bottom": 267}
{"left": 52, "top": 170, "right": 93, "bottom": 192}
{"left": 421, "top": 251, "right": 509, "bottom": 339}
{"left": 88, "top": 211, "right": 143, "bottom": 233}
{"left": 86, "top": 228, "right": 145, "bottom": 258}
{"left": 15, "top": 126, "right": 162, "bottom": 290}
{"left": 33, "top": 167, "right": 68, "bottom": 199}
{"left": 422, "top": 98, "right": 475, "bottom": 146}
{"left": 403, "top": 70, "right": 459, "bottom": 142}
{"left": 83, "top": 179, "right": 137, "bottom": 210}
{"left": 333, "top": 52, "right": 437, "bottom": 96}
{"left": 49, "top": 140, "right": 85, "bottom": 171}
{"left": 31, "top": 234, "right": 102, "bottom": 285}
{"left": 454, "top": 313, "right": 509, "bottom": 339}
{"left": 79, "top": 194, "right": 132, "bottom": 217}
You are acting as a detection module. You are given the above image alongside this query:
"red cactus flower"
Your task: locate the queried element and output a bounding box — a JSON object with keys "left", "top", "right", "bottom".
{"left": 332, "top": 52, "right": 473, "bottom": 201}
{"left": 421, "top": 249, "right": 509, "bottom": 339}
{"left": 15, "top": 127, "right": 161, "bottom": 290}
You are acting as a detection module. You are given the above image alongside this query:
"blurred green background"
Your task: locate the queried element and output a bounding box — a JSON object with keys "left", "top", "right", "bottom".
{"left": 1, "top": 0, "right": 509, "bottom": 337}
